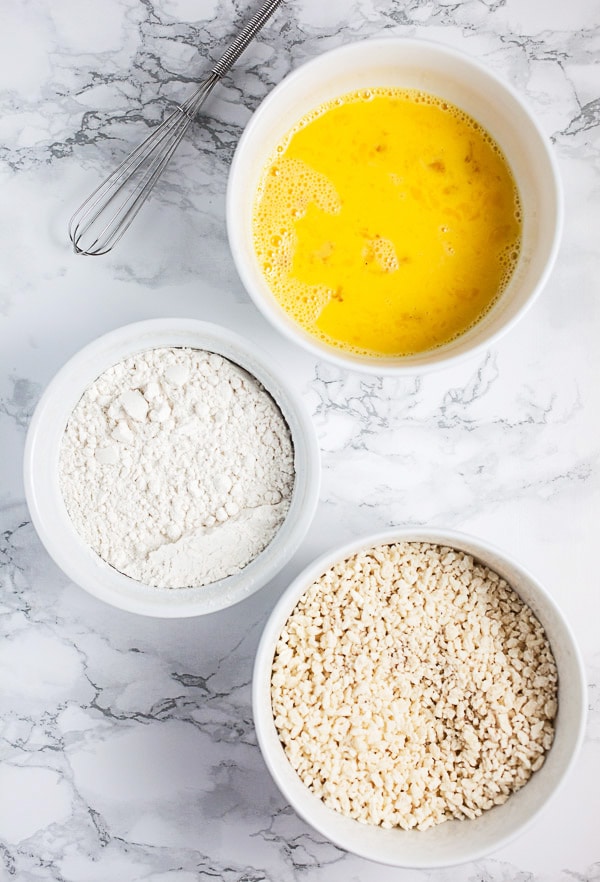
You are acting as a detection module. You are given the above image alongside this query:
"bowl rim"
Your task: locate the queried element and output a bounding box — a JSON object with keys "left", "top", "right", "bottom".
{"left": 23, "top": 317, "right": 321, "bottom": 617}
{"left": 227, "top": 36, "right": 564, "bottom": 375}
{"left": 252, "top": 526, "right": 587, "bottom": 867}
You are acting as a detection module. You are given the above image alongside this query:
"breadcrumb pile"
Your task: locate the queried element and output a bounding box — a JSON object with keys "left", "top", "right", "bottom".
{"left": 271, "top": 542, "right": 558, "bottom": 830}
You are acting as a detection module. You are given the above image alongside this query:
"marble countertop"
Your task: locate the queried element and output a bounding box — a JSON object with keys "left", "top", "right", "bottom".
{"left": 1, "top": 0, "right": 599, "bottom": 879}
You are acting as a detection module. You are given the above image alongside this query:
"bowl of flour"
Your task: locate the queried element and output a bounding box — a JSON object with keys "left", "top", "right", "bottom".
{"left": 24, "top": 319, "right": 320, "bottom": 616}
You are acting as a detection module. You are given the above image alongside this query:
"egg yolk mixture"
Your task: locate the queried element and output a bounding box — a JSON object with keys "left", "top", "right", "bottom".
{"left": 252, "top": 88, "right": 522, "bottom": 357}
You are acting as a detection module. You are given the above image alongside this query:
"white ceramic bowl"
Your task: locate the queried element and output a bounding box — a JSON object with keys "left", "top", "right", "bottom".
{"left": 253, "top": 528, "right": 586, "bottom": 868}
{"left": 227, "top": 38, "right": 563, "bottom": 374}
{"left": 24, "top": 319, "right": 320, "bottom": 617}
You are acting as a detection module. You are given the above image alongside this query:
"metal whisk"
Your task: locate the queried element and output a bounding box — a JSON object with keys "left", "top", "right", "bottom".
{"left": 69, "top": 0, "right": 285, "bottom": 256}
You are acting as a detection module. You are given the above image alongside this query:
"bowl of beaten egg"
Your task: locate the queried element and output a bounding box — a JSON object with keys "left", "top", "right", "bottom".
{"left": 227, "top": 38, "right": 562, "bottom": 373}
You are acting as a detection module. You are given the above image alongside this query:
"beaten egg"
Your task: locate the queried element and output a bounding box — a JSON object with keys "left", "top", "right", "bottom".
{"left": 252, "top": 88, "right": 522, "bottom": 357}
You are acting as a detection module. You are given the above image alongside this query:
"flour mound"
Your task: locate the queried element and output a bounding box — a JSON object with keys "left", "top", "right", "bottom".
{"left": 59, "top": 347, "right": 295, "bottom": 588}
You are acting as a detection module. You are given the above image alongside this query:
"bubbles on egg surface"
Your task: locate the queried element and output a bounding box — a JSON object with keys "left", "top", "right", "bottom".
{"left": 514, "top": 199, "right": 523, "bottom": 222}
{"left": 362, "top": 236, "right": 400, "bottom": 274}
{"left": 274, "top": 281, "right": 332, "bottom": 326}
{"left": 496, "top": 237, "right": 521, "bottom": 291}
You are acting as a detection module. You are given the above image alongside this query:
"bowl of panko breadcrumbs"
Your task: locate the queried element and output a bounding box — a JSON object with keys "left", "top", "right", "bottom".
{"left": 252, "top": 528, "right": 586, "bottom": 868}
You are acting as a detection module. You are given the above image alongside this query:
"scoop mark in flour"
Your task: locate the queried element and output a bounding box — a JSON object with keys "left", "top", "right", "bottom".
{"left": 146, "top": 502, "right": 287, "bottom": 587}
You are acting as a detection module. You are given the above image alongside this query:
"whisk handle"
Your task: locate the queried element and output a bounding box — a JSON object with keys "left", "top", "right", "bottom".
{"left": 211, "top": 0, "right": 285, "bottom": 79}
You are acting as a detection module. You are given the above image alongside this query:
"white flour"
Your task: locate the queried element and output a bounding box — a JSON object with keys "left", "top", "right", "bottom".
{"left": 59, "top": 347, "right": 295, "bottom": 588}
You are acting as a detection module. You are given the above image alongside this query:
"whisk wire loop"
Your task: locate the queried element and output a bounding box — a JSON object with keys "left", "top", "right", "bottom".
{"left": 68, "top": 0, "right": 284, "bottom": 256}
{"left": 69, "top": 76, "right": 218, "bottom": 255}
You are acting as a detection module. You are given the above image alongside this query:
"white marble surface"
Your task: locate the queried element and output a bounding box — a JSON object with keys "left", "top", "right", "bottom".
{"left": 1, "top": 0, "right": 599, "bottom": 879}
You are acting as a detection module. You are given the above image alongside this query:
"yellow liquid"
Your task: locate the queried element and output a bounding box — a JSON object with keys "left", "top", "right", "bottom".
{"left": 252, "top": 88, "right": 522, "bottom": 357}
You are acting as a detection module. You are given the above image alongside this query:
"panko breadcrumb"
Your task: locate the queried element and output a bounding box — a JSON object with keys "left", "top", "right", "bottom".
{"left": 271, "top": 542, "right": 558, "bottom": 830}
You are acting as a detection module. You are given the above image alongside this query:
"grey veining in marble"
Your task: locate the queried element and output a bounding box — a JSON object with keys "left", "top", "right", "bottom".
{"left": 1, "top": 0, "right": 599, "bottom": 879}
